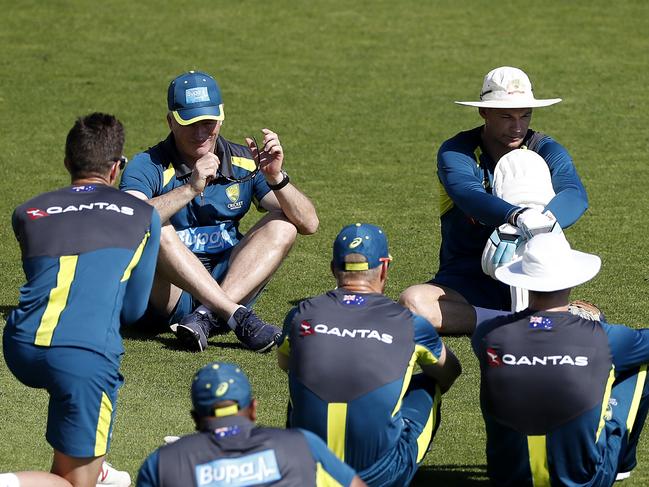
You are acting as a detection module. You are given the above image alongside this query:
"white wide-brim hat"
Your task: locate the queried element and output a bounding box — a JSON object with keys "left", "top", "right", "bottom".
{"left": 495, "top": 233, "right": 601, "bottom": 292}
{"left": 455, "top": 66, "right": 562, "bottom": 109}
{"left": 493, "top": 149, "right": 555, "bottom": 210}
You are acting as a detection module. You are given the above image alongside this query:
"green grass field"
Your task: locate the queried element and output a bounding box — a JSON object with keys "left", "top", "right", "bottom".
{"left": 1, "top": 1, "right": 649, "bottom": 485}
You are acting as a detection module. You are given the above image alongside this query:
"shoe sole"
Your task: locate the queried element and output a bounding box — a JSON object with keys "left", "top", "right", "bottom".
{"left": 175, "top": 324, "right": 206, "bottom": 352}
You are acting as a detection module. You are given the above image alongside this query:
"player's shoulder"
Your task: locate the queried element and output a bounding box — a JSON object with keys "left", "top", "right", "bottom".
{"left": 130, "top": 137, "right": 174, "bottom": 170}
{"left": 438, "top": 126, "right": 482, "bottom": 156}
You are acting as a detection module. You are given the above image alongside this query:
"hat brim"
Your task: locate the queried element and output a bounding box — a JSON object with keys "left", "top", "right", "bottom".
{"left": 495, "top": 250, "right": 601, "bottom": 292}
{"left": 172, "top": 103, "right": 225, "bottom": 126}
{"left": 454, "top": 98, "right": 562, "bottom": 109}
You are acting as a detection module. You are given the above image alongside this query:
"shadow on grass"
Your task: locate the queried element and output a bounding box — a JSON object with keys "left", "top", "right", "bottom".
{"left": 0, "top": 305, "right": 16, "bottom": 321}
{"left": 121, "top": 326, "right": 246, "bottom": 352}
{"left": 411, "top": 464, "right": 489, "bottom": 486}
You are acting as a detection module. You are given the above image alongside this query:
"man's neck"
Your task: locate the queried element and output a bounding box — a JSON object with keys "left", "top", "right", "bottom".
{"left": 71, "top": 176, "right": 111, "bottom": 186}
{"left": 528, "top": 289, "right": 571, "bottom": 312}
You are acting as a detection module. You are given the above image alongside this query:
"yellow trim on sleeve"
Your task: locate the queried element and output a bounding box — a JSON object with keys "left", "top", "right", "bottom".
{"left": 527, "top": 435, "right": 551, "bottom": 487}
{"left": 35, "top": 255, "right": 78, "bottom": 346}
{"left": 94, "top": 392, "right": 113, "bottom": 456}
{"left": 327, "top": 403, "right": 348, "bottom": 461}
{"left": 277, "top": 336, "right": 290, "bottom": 356}
{"left": 596, "top": 367, "right": 617, "bottom": 442}
{"left": 438, "top": 179, "right": 454, "bottom": 216}
{"left": 316, "top": 463, "right": 344, "bottom": 487}
{"left": 416, "top": 384, "right": 441, "bottom": 462}
{"left": 415, "top": 343, "right": 439, "bottom": 366}
{"left": 162, "top": 167, "right": 176, "bottom": 186}
{"left": 121, "top": 232, "right": 150, "bottom": 282}
{"left": 231, "top": 156, "right": 257, "bottom": 172}
{"left": 392, "top": 351, "right": 417, "bottom": 417}
{"left": 626, "top": 365, "right": 648, "bottom": 434}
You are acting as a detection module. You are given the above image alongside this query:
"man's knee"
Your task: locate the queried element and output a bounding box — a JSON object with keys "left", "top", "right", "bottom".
{"left": 399, "top": 284, "right": 443, "bottom": 317}
{"left": 263, "top": 215, "right": 298, "bottom": 250}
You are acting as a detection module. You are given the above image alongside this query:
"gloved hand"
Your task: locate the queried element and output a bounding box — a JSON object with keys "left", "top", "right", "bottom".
{"left": 514, "top": 208, "right": 558, "bottom": 239}
{"left": 481, "top": 224, "right": 523, "bottom": 279}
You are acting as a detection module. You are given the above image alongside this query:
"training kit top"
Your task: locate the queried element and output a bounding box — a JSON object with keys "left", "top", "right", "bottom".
{"left": 120, "top": 134, "right": 270, "bottom": 257}
{"left": 472, "top": 310, "right": 649, "bottom": 486}
{"left": 434, "top": 126, "right": 588, "bottom": 281}
{"left": 7, "top": 184, "right": 160, "bottom": 362}
{"left": 278, "top": 288, "right": 443, "bottom": 473}
{"left": 136, "top": 415, "right": 357, "bottom": 487}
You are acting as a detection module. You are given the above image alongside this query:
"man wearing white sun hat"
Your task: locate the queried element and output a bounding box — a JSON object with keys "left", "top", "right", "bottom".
{"left": 472, "top": 233, "right": 649, "bottom": 486}
{"left": 400, "top": 66, "right": 589, "bottom": 334}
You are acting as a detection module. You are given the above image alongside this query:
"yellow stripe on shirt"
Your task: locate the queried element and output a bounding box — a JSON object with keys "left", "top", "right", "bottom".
{"left": 627, "top": 365, "right": 648, "bottom": 434}
{"left": 35, "top": 255, "right": 78, "bottom": 346}
{"left": 231, "top": 156, "right": 257, "bottom": 172}
{"left": 315, "top": 463, "right": 344, "bottom": 487}
{"left": 327, "top": 403, "right": 348, "bottom": 461}
{"left": 527, "top": 435, "right": 550, "bottom": 487}
{"left": 162, "top": 167, "right": 175, "bottom": 186}
{"left": 121, "top": 231, "right": 150, "bottom": 282}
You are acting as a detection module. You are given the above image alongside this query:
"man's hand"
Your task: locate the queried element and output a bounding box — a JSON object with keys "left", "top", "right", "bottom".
{"left": 515, "top": 208, "right": 558, "bottom": 239}
{"left": 246, "top": 128, "right": 284, "bottom": 185}
{"left": 189, "top": 152, "right": 220, "bottom": 195}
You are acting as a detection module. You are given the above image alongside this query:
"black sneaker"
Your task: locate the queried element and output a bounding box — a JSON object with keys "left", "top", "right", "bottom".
{"left": 174, "top": 310, "right": 228, "bottom": 352}
{"left": 232, "top": 308, "right": 281, "bottom": 353}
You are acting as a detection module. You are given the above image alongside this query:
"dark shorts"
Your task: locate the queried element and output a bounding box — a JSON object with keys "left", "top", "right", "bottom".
{"left": 359, "top": 374, "right": 442, "bottom": 486}
{"left": 3, "top": 335, "right": 123, "bottom": 458}
{"left": 141, "top": 246, "right": 264, "bottom": 327}
{"left": 429, "top": 271, "right": 511, "bottom": 311}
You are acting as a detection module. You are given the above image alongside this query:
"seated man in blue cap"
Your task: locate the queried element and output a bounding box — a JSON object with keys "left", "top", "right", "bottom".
{"left": 120, "top": 70, "right": 319, "bottom": 353}
{"left": 472, "top": 232, "right": 649, "bottom": 486}
{"left": 136, "top": 362, "right": 366, "bottom": 487}
{"left": 277, "top": 223, "right": 462, "bottom": 486}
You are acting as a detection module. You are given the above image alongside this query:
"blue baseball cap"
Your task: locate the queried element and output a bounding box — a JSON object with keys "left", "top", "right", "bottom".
{"left": 332, "top": 223, "right": 392, "bottom": 271}
{"left": 167, "top": 71, "right": 225, "bottom": 126}
{"left": 191, "top": 362, "right": 252, "bottom": 417}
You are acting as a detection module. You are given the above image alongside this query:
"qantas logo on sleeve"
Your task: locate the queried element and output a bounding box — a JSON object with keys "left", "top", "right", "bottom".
{"left": 26, "top": 208, "right": 49, "bottom": 220}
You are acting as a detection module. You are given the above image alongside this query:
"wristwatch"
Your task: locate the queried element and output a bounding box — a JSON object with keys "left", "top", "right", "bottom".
{"left": 268, "top": 170, "right": 290, "bottom": 190}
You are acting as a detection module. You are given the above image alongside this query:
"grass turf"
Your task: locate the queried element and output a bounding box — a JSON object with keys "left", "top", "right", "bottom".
{"left": 1, "top": 1, "right": 649, "bottom": 485}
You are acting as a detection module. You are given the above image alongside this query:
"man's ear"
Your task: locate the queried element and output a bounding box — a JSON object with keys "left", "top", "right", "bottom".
{"left": 166, "top": 112, "right": 173, "bottom": 130}
{"left": 248, "top": 399, "right": 258, "bottom": 422}
{"left": 478, "top": 107, "right": 488, "bottom": 120}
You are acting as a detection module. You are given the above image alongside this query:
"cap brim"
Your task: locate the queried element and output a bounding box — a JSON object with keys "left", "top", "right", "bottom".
{"left": 454, "top": 98, "right": 562, "bottom": 109}
{"left": 494, "top": 251, "right": 601, "bottom": 291}
{"left": 172, "top": 103, "right": 225, "bottom": 125}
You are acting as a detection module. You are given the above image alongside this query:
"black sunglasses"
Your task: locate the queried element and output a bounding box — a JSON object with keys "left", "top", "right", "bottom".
{"left": 116, "top": 155, "right": 128, "bottom": 170}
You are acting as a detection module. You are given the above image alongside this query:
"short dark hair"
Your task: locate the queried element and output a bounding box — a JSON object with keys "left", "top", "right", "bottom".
{"left": 65, "top": 112, "right": 125, "bottom": 178}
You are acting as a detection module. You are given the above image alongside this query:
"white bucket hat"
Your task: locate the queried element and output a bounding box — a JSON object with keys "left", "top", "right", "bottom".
{"left": 495, "top": 233, "right": 601, "bottom": 292}
{"left": 493, "top": 149, "right": 556, "bottom": 211}
{"left": 455, "top": 66, "right": 562, "bottom": 109}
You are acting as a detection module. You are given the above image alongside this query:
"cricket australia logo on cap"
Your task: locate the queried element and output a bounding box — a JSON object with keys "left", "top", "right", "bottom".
{"left": 194, "top": 450, "right": 281, "bottom": 486}
{"left": 185, "top": 86, "right": 210, "bottom": 104}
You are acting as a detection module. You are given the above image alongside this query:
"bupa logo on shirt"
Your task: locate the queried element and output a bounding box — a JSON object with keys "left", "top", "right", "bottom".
{"left": 194, "top": 449, "right": 281, "bottom": 486}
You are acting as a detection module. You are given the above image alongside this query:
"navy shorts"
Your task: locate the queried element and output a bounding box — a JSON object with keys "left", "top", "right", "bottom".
{"left": 429, "top": 271, "right": 511, "bottom": 311}
{"left": 359, "top": 374, "right": 442, "bottom": 486}
{"left": 3, "top": 335, "right": 123, "bottom": 458}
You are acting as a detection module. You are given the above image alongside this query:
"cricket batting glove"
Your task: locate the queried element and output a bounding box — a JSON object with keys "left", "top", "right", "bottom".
{"left": 514, "top": 208, "right": 559, "bottom": 240}
{"left": 481, "top": 224, "right": 523, "bottom": 279}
